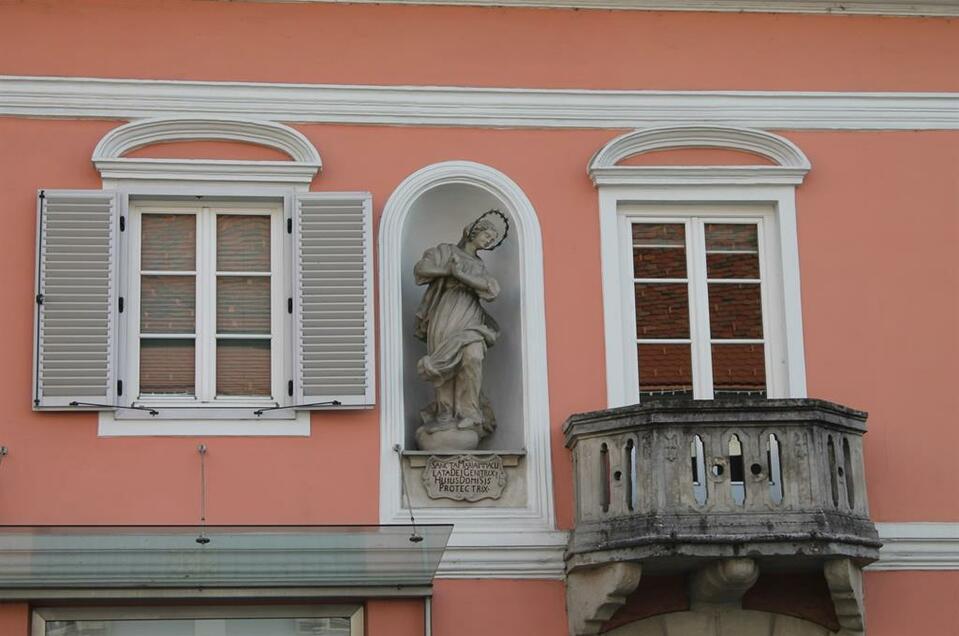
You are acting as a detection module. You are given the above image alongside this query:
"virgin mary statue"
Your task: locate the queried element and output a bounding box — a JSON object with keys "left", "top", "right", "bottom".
{"left": 413, "top": 212, "right": 507, "bottom": 451}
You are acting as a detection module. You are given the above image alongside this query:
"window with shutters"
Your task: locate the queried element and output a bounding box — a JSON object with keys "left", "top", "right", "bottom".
{"left": 31, "top": 118, "right": 374, "bottom": 435}
{"left": 34, "top": 190, "right": 375, "bottom": 435}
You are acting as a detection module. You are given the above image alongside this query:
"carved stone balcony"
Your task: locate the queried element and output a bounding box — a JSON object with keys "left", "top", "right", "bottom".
{"left": 563, "top": 399, "right": 880, "bottom": 635}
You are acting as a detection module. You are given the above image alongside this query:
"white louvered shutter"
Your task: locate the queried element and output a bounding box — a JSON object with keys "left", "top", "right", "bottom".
{"left": 33, "top": 190, "right": 119, "bottom": 409}
{"left": 294, "top": 192, "right": 375, "bottom": 407}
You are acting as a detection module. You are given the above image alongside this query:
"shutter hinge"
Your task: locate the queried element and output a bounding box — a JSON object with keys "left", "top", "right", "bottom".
{"left": 288, "top": 380, "right": 294, "bottom": 397}
{"left": 39, "top": 190, "right": 46, "bottom": 200}
{"left": 287, "top": 298, "right": 293, "bottom": 314}
{"left": 119, "top": 215, "right": 126, "bottom": 232}
{"left": 117, "top": 380, "right": 123, "bottom": 397}
{"left": 35, "top": 294, "right": 44, "bottom": 305}
{"left": 118, "top": 296, "right": 124, "bottom": 313}
{"left": 287, "top": 218, "right": 293, "bottom": 234}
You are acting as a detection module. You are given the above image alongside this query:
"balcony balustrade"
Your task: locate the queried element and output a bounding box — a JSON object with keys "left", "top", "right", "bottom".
{"left": 563, "top": 398, "right": 880, "bottom": 635}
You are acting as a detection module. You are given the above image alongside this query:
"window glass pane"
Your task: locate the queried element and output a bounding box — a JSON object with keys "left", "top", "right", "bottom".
{"left": 141, "top": 275, "right": 196, "bottom": 334}
{"left": 712, "top": 343, "right": 766, "bottom": 396}
{"left": 141, "top": 213, "right": 196, "bottom": 271}
{"left": 707, "top": 252, "right": 760, "bottom": 279}
{"left": 708, "top": 283, "right": 764, "bottom": 339}
{"left": 705, "top": 223, "right": 760, "bottom": 279}
{"left": 46, "top": 617, "right": 351, "bottom": 636}
{"left": 140, "top": 338, "right": 195, "bottom": 395}
{"left": 635, "top": 283, "right": 689, "bottom": 339}
{"left": 633, "top": 222, "right": 685, "bottom": 245}
{"left": 632, "top": 223, "right": 686, "bottom": 279}
{"left": 217, "top": 214, "right": 271, "bottom": 272}
{"left": 217, "top": 276, "right": 271, "bottom": 334}
{"left": 638, "top": 343, "right": 692, "bottom": 398}
{"left": 217, "top": 339, "right": 271, "bottom": 396}
{"left": 705, "top": 223, "right": 758, "bottom": 251}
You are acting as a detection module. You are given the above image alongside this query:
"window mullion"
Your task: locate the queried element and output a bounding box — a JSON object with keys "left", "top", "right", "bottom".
{"left": 198, "top": 208, "right": 215, "bottom": 402}
{"left": 689, "top": 218, "right": 714, "bottom": 399}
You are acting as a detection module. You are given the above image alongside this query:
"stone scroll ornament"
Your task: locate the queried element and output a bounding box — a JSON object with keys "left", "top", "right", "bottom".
{"left": 413, "top": 210, "right": 509, "bottom": 451}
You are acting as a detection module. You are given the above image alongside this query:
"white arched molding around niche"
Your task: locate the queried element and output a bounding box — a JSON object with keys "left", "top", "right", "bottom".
{"left": 592, "top": 126, "right": 810, "bottom": 408}
{"left": 92, "top": 117, "right": 322, "bottom": 190}
{"left": 378, "top": 161, "right": 565, "bottom": 578}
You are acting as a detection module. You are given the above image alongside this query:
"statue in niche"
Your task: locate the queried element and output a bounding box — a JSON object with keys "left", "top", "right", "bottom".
{"left": 413, "top": 210, "right": 509, "bottom": 451}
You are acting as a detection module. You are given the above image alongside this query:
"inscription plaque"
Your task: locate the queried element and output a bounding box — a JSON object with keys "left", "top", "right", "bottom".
{"left": 422, "top": 454, "right": 507, "bottom": 502}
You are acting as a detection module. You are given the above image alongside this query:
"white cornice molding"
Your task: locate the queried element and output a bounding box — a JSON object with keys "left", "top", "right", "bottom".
{"left": 870, "top": 522, "right": 959, "bottom": 571}
{"left": 3, "top": 76, "right": 959, "bottom": 131}
{"left": 256, "top": 0, "right": 959, "bottom": 17}
{"left": 588, "top": 125, "right": 811, "bottom": 186}
{"left": 91, "top": 117, "right": 322, "bottom": 187}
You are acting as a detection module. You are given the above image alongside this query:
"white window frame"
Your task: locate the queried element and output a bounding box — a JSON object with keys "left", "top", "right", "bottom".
{"left": 32, "top": 605, "right": 364, "bottom": 636}
{"left": 591, "top": 126, "right": 810, "bottom": 407}
{"left": 92, "top": 117, "right": 324, "bottom": 436}
{"left": 124, "top": 199, "right": 289, "bottom": 415}
{"left": 623, "top": 205, "right": 783, "bottom": 400}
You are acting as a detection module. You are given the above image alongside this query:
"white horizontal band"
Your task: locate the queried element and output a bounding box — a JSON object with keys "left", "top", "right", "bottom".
{"left": 871, "top": 522, "right": 959, "bottom": 571}
{"left": 253, "top": 0, "right": 959, "bottom": 17}
{"left": 2, "top": 75, "right": 959, "bottom": 131}
{"left": 436, "top": 522, "right": 959, "bottom": 578}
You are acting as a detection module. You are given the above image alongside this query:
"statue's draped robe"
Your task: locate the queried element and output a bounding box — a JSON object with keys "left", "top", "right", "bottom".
{"left": 414, "top": 243, "right": 499, "bottom": 431}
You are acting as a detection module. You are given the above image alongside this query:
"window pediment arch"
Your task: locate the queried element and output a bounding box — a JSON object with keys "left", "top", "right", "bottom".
{"left": 588, "top": 125, "right": 810, "bottom": 186}
{"left": 92, "top": 117, "right": 322, "bottom": 188}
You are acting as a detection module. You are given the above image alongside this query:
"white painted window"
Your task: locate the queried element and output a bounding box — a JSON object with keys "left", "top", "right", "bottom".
{"left": 590, "top": 126, "right": 810, "bottom": 407}
{"left": 125, "top": 200, "right": 287, "bottom": 413}
{"left": 624, "top": 205, "right": 783, "bottom": 400}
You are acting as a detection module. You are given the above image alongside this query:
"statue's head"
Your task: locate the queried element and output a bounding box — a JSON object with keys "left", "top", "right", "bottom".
{"left": 459, "top": 210, "right": 509, "bottom": 251}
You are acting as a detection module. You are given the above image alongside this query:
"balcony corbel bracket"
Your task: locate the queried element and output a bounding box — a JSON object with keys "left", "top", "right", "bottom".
{"left": 825, "top": 558, "right": 866, "bottom": 636}
{"left": 689, "top": 558, "right": 759, "bottom": 609}
{"left": 566, "top": 561, "right": 642, "bottom": 636}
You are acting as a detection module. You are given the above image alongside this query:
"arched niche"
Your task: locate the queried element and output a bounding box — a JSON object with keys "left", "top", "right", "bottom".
{"left": 379, "top": 161, "right": 554, "bottom": 530}
{"left": 399, "top": 183, "right": 523, "bottom": 449}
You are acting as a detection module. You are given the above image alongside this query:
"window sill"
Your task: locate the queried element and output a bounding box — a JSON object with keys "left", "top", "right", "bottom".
{"left": 98, "top": 411, "right": 310, "bottom": 437}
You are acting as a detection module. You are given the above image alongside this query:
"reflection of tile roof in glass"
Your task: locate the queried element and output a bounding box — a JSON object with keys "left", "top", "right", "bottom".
{"left": 712, "top": 343, "right": 766, "bottom": 390}
{"left": 705, "top": 224, "right": 758, "bottom": 252}
{"left": 708, "top": 283, "right": 764, "bottom": 339}
{"left": 635, "top": 284, "right": 690, "bottom": 339}
{"left": 632, "top": 222, "right": 685, "bottom": 246}
{"left": 638, "top": 343, "right": 692, "bottom": 393}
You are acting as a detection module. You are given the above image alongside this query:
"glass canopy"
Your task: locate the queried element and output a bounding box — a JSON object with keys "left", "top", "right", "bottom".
{"left": 0, "top": 525, "right": 451, "bottom": 592}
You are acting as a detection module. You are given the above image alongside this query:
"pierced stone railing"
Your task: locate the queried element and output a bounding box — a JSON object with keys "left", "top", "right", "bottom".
{"left": 564, "top": 398, "right": 880, "bottom": 572}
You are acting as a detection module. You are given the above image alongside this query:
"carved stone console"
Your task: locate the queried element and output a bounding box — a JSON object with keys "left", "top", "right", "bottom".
{"left": 563, "top": 399, "right": 880, "bottom": 636}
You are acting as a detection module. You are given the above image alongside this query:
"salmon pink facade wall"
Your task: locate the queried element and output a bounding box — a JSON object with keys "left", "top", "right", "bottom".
{"left": 2, "top": 0, "right": 959, "bottom": 91}
{"left": 2, "top": 118, "right": 956, "bottom": 525}
{"left": 1, "top": 1, "right": 957, "bottom": 635}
